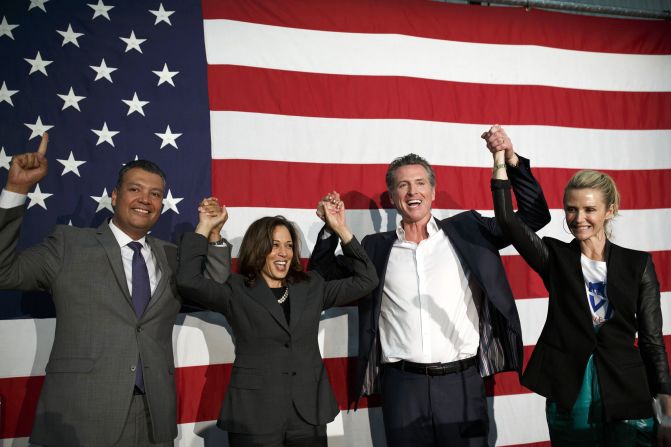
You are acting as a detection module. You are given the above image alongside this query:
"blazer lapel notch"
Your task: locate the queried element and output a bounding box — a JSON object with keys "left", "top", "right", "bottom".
{"left": 249, "top": 280, "right": 290, "bottom": 333}
{"left": 143, "top": 237, "right": 170, "bottom": 314}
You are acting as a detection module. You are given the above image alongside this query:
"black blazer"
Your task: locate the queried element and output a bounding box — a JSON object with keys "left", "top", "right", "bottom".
{"left": 493, "top": 179, "right": 671, "bottom": 420}
{"left": 176, "top": 232, "right": 378, "bottom": 434}
{"left": 310, "top": 157, "right": 551, "bottom": 405}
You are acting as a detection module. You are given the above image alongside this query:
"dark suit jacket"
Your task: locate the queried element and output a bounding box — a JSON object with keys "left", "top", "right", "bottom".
{"left": 0, "top": 206, "right": 230, "bottom": 447}
{"left": 176, "top": 232, "right": 378, "bottom": 434}
{"left": 493, "top": 178, "right": 671, "bottom": 420}
{"left": 309, "top": 157, "right": 550, "bottom": 405}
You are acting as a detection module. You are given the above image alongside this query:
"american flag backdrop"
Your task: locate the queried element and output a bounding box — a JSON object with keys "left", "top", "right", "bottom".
{"left": 1, "top": 0, "right": 670, "bottom": 446}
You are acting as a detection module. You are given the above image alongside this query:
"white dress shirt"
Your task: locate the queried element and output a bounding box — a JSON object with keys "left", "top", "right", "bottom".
{"left": 109, "top": 220, "right": 161, "bottom": 296}
{"left": 379, "top": 217, "right": 480, "bottom": 364}
{"left": 0, "top": 188, "right": 160, "bottom": 296}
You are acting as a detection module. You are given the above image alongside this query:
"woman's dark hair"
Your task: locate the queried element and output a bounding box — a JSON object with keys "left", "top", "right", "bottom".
{"left": 237, "top": 216, "right": 308, "bottom": 286}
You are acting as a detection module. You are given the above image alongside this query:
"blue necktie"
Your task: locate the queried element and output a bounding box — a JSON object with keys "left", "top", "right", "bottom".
{"left": 128, "top": 241, "right": 151, "bottom": 391}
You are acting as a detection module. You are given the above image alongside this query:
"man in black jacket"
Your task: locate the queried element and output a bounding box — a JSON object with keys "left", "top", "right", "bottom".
{"left": 309, "top": 126, "right": 551, "bottom": 447}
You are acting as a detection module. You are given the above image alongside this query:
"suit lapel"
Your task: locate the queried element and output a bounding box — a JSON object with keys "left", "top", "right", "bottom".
{"left": 96, "top": 222, "right": 133, "bottom": 307}
{"left": 145, "top": 236, "right": 170, "bottom": 314}
{"left": 569, "top": 238, "right": 595, "bottom": 317}
{"left": 603, "top": 240, "right": 622, "bottom": 312}
{"left": 249, "top": 280, "right": 290, "bottom": 333}
{"left": 371, "top": 232, "right": 397, "bottom": 322}
{"left": 437, "top": 217, "right": 471, "bottom": 275}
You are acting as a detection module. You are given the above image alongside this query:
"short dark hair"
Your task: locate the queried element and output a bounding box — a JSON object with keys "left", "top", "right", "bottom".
{"left": 237, "top": 216, "right": 308, "bottom": 286}
{"left": 385, "top": 153, "right": 436, "bottom": 193}
{"left": 116, "top": 160, "right": 167, "bottom": 191}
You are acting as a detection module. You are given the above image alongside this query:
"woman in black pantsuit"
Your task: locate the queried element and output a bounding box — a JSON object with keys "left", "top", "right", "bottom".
{"left": 177, "top": 195, "right": 377, "bottom": 447}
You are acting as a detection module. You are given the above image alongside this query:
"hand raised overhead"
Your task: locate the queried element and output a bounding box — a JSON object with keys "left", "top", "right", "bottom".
{"left": 195, "top": 197, "right": 228, "bottom": 240}
{"left": 7, "top": 133, "right": 49, "bottom": 194}
{"left": 316, "top": 190, "right": 340, "bottom": 223}
{"left": 318, "top": 190, "right": 353, "bottom": 244}
{"left": 480, "top": 125, "right": 518, "bottom": 166}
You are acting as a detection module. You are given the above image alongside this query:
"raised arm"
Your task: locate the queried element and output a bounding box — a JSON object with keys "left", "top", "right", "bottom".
{"left": 482, "top": 125, "right": 551, "bottom": 232}
{"left": 0, "top": 133, "right": 61, "bottom": 292}
{"left": 308, "top": 191, "right": 356, "bottom": 280}
{"left": 483, "top": 126, "right": 550, "bottom": 275}
{"left": 176, "top": 200, "right": 233, "bottom": 314}
{"left": 197, "top": 197, "right": 232, "bottom": 283}
{"left": 6, "top": 133, "right": 49, "bottom": 194}
{"left": 319, "top": 195, "right": 377, "bottom": 308}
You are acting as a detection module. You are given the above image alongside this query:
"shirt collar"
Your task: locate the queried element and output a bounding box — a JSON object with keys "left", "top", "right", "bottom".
{"left": 395, "top": 215, "right": 439, "bottom": 241}
{"left": 108, "top": 219, "right": 148, "bottom": 248}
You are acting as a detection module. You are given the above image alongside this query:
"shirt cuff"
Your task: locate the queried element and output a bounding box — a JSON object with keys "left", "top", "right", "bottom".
{"left": 208, "top": 238, "right": 227, "bottom": 247}
{"left": 0, "top": 189, "right": 27, "bottom": 208}
{"left": 320, "top": 227, "right": 333, "bottom": 240}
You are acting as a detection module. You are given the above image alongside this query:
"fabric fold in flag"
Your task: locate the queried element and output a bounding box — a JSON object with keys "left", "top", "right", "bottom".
{"left": 1, "top": 0, "right": 669, "bottom": 446}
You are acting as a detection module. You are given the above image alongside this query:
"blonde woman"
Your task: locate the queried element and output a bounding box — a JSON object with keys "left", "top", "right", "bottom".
{"left": 485, "top": 128, "right": 671, "bottom": 446}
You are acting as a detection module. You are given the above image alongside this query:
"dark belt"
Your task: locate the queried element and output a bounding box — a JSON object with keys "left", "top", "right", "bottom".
{"left": 133, "top": 385, "right": 145, "bottom": 395}
{"left": 387, "top": 356, "right": 477, "bottom": 376}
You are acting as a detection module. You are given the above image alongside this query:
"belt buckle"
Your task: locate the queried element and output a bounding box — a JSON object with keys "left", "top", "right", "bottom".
{"left": 425, "top": 364, "right": 444, "bottom": 376}
{"left": 431, "top": 360, "right": 459, "bottom": 376}
{"left": 426, "top": 365, "right": 440, "bottom": 376}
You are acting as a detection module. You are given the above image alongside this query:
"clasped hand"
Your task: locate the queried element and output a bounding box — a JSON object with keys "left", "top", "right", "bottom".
{"left": 316, "top": 190, "right": 353, "bottom": 244}
{"left": 196, "top": 197, "right": 227, "bottom": 242}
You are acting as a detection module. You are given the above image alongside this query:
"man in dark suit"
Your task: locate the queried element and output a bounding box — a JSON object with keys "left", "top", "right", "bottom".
{"left": 309, "top": 126, "right": 551, "bottom": 446}
{"left": 0, "top": 134, "right": 230, "bottom": 447}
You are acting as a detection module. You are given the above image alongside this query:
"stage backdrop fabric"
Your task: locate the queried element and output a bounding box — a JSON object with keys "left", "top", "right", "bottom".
{"left": 0, "top": 0, "right": 670, "bottom": 446}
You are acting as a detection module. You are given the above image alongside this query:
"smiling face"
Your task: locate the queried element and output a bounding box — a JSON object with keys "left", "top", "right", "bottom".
{"left": 564, "top": 188, "right": 614, "bottom": 242}
{"left": 111, "top": 167, "right": 165, "bottom": 240}
{"left": 391, "top": 164, "right": 436, "bottom": 225}
{"left": 260, "top": 225, "right": 294, "bottom": 288}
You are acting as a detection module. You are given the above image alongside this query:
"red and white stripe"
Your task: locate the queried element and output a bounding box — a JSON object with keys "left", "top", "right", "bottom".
{"left": 1, "top": 0, "right": 669, "bottom": 445}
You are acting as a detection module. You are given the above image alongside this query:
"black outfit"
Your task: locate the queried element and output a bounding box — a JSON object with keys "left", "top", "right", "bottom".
{"left": 492, "top": 179, "right": 671, "bottom": 420}
{"left": 177, "top": 233, "right": 378, "bottom": 445}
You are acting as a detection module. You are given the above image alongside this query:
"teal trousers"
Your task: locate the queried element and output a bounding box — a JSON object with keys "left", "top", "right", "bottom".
{"left": 546, "top": 355, "right": 655, "bottom": 447}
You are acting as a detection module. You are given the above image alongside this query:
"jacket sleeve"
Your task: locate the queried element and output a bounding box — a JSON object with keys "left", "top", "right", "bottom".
{"left": 491, "top": 179, "right": 550, "bottom": 277}
{"left": 0, "top": 206, "right": 62, "bottom": 292}
{"left": 307, "top": 225, "right": 356, "bottom": 280}
{"left": 480, "top": 157, "right": 551, "bottom": 252}
{"left": 176, "top": 231, "right": 233, "bottom": 315}
{"left": 204, "top": 239, "right": 232, "bottom": 283}
{"left": 320, "top": 236, "right": 378, "bottom": 309}
{"left": 637, "top": 254, "right": 671, "bottom": 395}
{"left": 506, "top": 156, "right": 552, "bottom": 233}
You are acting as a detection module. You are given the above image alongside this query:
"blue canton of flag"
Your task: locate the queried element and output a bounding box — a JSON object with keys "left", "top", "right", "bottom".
{"left": 0, "top": 0, "right": 212, "bottom": 318}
